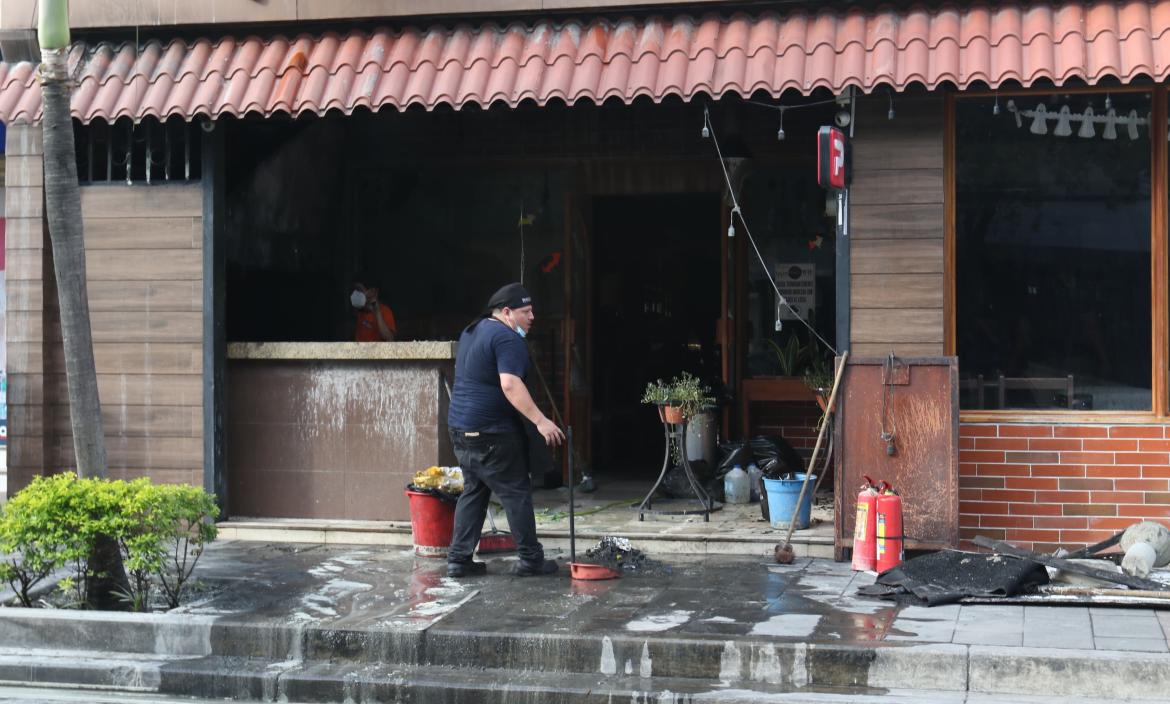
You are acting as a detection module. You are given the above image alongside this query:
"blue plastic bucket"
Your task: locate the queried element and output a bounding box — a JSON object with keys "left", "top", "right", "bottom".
{"left": 763, "top": 474, "right": 816, "bottom": 530}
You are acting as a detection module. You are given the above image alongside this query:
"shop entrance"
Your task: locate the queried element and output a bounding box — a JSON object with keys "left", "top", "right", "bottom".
{"left": 588, "top": 194, "right": 723, "bottom": 478}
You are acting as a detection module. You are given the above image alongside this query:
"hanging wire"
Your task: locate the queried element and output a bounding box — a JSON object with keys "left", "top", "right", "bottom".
{"left": 519, "top": 200, "right": 526, "bottom": 286}
{"left": 703, "top": 106, "right": 839, "bottom": 357}
{"left": 745, "top": 96, "right": 841, "bottom": 113}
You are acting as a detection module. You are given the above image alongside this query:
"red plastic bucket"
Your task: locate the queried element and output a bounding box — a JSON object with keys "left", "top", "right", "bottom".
{"left": 405, "top": 490, "right": 457, "bottom": 558}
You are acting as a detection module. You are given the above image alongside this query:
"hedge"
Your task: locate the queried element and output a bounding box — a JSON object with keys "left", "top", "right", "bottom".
{"left": 0, "top": 473, "right": 218, "bottom": 610}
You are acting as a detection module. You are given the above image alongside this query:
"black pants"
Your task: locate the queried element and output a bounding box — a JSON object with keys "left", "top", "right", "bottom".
{"left": 449, "top": 430, "right": 544, "bottom": 565}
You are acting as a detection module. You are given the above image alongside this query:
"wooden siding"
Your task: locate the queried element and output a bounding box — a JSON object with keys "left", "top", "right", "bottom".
{"left": 5, "top": 170, "right": 205, "bottom": 491}
{"left": 849, "top": 94, "right": 946, "bottom": 356}
{"left": 5, "top": 126, "right": 46, "bottom": 494}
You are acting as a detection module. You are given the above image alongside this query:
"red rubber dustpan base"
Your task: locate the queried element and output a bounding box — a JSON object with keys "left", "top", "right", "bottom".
{"left": 570, "top": 562, "right": 620, "bottom": 580}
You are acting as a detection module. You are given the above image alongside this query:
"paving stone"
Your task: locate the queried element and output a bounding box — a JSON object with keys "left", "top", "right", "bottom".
{"left": 897, "top": 605, "right": 961, "bottom": 621}
{"left": 1093, "top": 636, "right": 1169, "bottom": 652}
{"left": 1090, "top": 611, "right": 1165, "bottom": 639}
{"left": 1023, "top": 606, "right": 1093, "bottom": 649}
{"left": 1156, "top": 610, "right": 1170, "bottom": 640}
{"left": 953, "top": 625, "right": 1024, "bottom": 646}
{"left": 885, "top": 618, "right": 957, "bottom": 642}
{"left": 954, "top": 606, "right": 1024, "bottom": 646}
{"left": 958, "top": 605, "right": 1025, "bottom": 622}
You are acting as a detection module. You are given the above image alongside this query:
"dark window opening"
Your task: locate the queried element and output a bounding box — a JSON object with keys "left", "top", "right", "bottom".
{"left": 955, "top": 93, "right": 1152, "bottom": 411}
{"left": 74, "top": 116, "right": 202, "bottom": 184}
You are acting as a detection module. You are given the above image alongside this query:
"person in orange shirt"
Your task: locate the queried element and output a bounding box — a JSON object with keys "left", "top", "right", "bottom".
{"left": 351, "top": 282, "right": 397, "bottom": 341}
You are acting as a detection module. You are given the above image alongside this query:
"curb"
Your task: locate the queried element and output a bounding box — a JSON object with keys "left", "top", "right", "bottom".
{"left": 1, "top": 609, "right": 1169, "bottom": 700}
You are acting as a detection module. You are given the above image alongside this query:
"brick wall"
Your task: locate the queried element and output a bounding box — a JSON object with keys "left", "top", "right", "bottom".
{"left": 960, "top": 422, "right": 1170, "bottom": 551}
{"left": 750, "top": 400, "right": 824, "bottom": 459}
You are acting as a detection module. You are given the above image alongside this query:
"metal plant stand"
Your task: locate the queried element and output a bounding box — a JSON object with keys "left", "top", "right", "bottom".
{"left": 634, "top": 415, "right": 721, "bottom": 521}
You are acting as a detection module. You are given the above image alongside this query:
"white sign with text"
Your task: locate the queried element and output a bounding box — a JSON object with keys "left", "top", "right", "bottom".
{"left": 775, "top": 263, "right": 815, "bottom": 322}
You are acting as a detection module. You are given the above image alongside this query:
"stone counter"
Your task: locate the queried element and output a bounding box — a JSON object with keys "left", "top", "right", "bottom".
{"left": 228, "top": 341, "right": 457, "bottom": 360}
{"left": 226, "top": 346, "right": 456, "bottom": 522}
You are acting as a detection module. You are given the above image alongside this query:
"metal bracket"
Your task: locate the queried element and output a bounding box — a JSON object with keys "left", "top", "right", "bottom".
{"left": 882, "top": 357, "right": 910, "bottom": 385}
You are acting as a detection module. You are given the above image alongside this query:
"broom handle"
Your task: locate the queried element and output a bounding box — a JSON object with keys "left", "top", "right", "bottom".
{"left": 568, "top": 426, "right": 576, "bottom": 563}
{"left": 783, "top": 351, "right": 849, "bottom": 546}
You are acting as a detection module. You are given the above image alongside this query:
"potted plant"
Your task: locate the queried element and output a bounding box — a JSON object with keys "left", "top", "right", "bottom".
{"left": 767, "top": 335, "right": 806, "bottom": 378}
{"left": 802, "top": 343, "right": 834, "bottom": 411}
{"left": 642, "top": 372, "right": 715, "bottom": 425}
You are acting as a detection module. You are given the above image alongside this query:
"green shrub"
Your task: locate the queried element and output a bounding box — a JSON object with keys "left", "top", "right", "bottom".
{"left": 152, "top": 483, "right": 219, "bottom": 609}
{"left": 0, "top": 473, "right": 218, "bottom": 610}
{"left": 0, "top": 473, "right": 92, "bottom": 606}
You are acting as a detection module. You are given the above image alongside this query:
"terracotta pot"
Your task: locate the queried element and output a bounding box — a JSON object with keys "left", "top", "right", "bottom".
{"left": 660, "top": 405, "right": 685, "bottom": 425}
{"left": 814, "top": 389, "right": 830, "bottom": 413}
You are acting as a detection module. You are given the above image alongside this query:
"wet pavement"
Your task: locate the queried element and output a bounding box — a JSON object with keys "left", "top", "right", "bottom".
{"left": 175, "top": 540, "right": 1170, "bottom": 652}
{"left": 5, "top": 540, "right": 1170, "bottom": 701}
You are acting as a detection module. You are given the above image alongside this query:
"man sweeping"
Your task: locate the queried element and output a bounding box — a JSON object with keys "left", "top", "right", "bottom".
{"left": 447, "top": 283, "right": 565, "bottom": 578}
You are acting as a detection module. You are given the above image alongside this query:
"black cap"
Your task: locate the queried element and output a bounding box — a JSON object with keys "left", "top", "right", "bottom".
{"left": 486, "top": 282, "right": 533, "bottom": 311}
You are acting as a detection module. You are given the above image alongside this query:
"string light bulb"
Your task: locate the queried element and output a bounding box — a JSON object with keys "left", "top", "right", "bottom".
{"left": 887, "top": 91, "right": 896, "bottom": 120}
{"left": 702, "top": 124, "right": 710, "bottom": 139}
{"left": 993, "top": 94, "right": 1000, "bottom": 115}
{"left": 776, "top": 108, "right": 786, "bottom": 141}
{"left": 701, "top": 105, "right": 710, "bottom": 138}
{"left": 1105, "top": 93, "right": 1113, "bottom": 111}
{"left": 728, "top": 206, "right": 740, "bottom": 238}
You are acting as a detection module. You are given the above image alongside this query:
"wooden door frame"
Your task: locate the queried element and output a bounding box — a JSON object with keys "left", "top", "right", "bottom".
{"left": 948, "top": 85, "right": 1170, "bottom": 422}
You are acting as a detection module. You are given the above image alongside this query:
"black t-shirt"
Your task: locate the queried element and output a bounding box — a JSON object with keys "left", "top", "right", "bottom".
{"left": 448, "top": 318, "right": 529, "bottom": 433}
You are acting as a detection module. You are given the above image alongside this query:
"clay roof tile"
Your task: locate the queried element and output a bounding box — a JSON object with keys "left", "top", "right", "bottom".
{"left": 3, "top": 2, "right": 1168, "bottom": 124}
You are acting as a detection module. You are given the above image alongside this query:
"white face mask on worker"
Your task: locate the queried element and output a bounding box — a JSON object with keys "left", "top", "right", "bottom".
{"left": 350, "top": 290, "right": 367, "bottom": 308}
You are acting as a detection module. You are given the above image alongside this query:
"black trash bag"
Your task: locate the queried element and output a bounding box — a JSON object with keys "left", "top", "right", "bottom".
{"left": 659, "top": 468, "right": 693, "bottom": 499}
{"left": 758, "top": 475, "right": 771, "bottom": 522}
{"left": 689, "top": 458, "right": 715, "bottom": 481}
{"left": 405, "top": 484, "right": 461, "bottom": 504}
{"left": 660, "top": 468, "right": 724, "bottom": 502}
{"left": 716, "top": 441, "right": 753, "bottom": 477}
{"left": 752, "top": 435, "right": 805, "bottom": 479}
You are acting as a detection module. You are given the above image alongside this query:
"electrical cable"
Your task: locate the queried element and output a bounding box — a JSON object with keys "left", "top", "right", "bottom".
{"left": 703, "top": 106, "right": 839, "bottom": 357}
{"left": 519, "top": 200, "right": 526, "bottom": 285}
{"left": 744, "top": 96, "right": 843, "bottom": 113}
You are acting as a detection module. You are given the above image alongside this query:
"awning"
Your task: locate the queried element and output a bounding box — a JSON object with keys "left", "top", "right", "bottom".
{"left": 1, "top": 2, "right": 1168, "bottom": 125}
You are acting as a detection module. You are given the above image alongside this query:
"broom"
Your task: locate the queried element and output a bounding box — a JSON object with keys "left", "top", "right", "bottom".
{"left": 774, "top": 350, "right": 849, "bottom": 565}
{"left": 478, "top": 505, "right": 517, "bottom": 554}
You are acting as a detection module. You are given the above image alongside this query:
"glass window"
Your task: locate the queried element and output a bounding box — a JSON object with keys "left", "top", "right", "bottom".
{"left": 956, "top": 92, "right": 1152, "bottom": 411}
{"left": 741, "top": 168, "right": 838, "bottom": 378}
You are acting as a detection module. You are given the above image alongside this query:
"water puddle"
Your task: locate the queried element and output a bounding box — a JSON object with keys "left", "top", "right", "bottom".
{"left": 625, "top": 610, "right": 693, "bottom": 633}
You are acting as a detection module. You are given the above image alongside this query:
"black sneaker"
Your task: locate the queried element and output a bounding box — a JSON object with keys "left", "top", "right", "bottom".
{"left": 511, "top": 559, "right": 559, "bottom": 577}
{"left": 447, "top": 560, "right": 487, "bottom": 578}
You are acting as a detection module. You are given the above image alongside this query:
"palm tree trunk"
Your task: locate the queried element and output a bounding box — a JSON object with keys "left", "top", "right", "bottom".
{"left": 40, "top": 49, "right": 107, "bottom": 478}
{"left": 39, "top": 3, "right": 128, "bottom": 607}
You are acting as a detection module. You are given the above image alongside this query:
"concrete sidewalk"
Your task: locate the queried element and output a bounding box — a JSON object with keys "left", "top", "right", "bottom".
{"left": 216, "top": 481, "right": 837, "bottom": 558}
{"left": 1, "top": 540, "right": 1168, "bottom": 702}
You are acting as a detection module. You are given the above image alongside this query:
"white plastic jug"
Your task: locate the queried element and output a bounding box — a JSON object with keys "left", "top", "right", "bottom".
{"left": 724, "top": 465, "right": 750, "bottom": 505}
{"left": 746, "top": 463, "right": 763, "bottom": 502}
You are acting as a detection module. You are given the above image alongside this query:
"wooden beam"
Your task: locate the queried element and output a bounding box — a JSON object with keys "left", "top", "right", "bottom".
{"left": 972, "top": 535, "right": 1169, "bottom": 592}
{"left": 943, "top": 92, "right": 956, "bottom": 357}
{"left": 1151, "top": 85, "right": 1168, "bottom": 417}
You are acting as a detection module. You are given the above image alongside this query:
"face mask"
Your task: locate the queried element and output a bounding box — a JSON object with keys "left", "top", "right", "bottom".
{"left": 350, "top": 290, "right": 367, "bottom": 309}
{"left": 515, "top": 325, "right": 527, "bottom": 339}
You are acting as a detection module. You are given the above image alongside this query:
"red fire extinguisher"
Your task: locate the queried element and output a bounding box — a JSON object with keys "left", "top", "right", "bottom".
{"left": 875, "top": 481, "right": 904, "bottom": 573}
{"left": 851, "top": 475, "right": 879, "bottom": 571}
